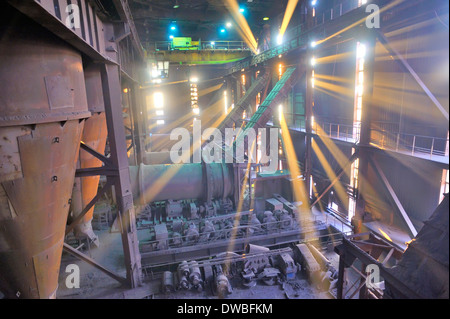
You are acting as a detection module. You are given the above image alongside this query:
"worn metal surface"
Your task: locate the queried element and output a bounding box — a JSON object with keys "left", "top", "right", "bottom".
{"left": 7, "top": 0, "right": 109, "bottom": 62}
{"left": 385, "top": 194, "right": 449, "bottom": 299}
{"left": 71, "top": 112, "right": 108, "bottom": 242}
{"left": 72, "top": 67, "right": 108, "bottom": 232}
{"left": 0, "top": 8, "right": 90, "bottom": 298}
{"left": 215, "top": 71, "right": 270, "bottom": 138}
{"left": 129, "top": 162, "right": 234, "bottom": 204}
{"left": 0, "top": 120, "right": 85, "bottom": 299}
{"left": 100, "top": 61, "right": 143, "bottom": 288}
{"left": 235, "top": 66, "right": 302, "bottom": 147}
{"left": 0, "top": 8, "right": 90, "bottom": 127}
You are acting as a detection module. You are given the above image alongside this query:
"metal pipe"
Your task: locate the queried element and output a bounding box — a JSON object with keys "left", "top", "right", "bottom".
{"left": 129, "top": 162, "right": 234, "bottom": 204}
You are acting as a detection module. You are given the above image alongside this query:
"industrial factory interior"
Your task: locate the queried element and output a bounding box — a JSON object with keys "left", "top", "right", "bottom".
{"left": 0, "top": 0, "right": 448, "bottom": 302}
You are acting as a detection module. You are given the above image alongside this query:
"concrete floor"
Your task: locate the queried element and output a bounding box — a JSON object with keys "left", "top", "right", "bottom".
{"left": 57, "top": 230, "right": 126, "bottom": 299}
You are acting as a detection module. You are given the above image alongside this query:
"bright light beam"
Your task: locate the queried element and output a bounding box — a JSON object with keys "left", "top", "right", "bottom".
{"left": 279, "top": 0, "right": 299, "bottom": 37}
{"left": 222, "top": 0, "right": 258, "bottom": 54}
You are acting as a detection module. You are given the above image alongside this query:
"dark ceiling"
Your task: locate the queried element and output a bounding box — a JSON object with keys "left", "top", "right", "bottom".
{"left": 128, "top": 0, "right": 289, "bottom": 45}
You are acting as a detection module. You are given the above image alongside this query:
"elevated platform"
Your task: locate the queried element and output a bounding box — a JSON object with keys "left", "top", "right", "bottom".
{"left": 148, "top": 50, "right": 251, "bottom": 65}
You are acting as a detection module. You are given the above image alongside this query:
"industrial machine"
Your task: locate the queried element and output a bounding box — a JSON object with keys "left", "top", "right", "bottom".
{"left": 0, "top": 13, "right": 91, "bottom": 299}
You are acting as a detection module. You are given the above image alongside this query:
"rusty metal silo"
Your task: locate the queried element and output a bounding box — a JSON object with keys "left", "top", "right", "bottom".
{"left": 70, "top": 65, "right": 108, "bottom": 246}
{"left": 0, "top": 13, "right": 90, "bottom": 298}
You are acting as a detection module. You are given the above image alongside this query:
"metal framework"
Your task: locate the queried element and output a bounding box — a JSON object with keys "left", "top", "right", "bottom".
{"left": 335, "top": 233, "right": 422, "bottom": 299}
{"left": 7, "top": 0, "right": 144, "bottom": 289}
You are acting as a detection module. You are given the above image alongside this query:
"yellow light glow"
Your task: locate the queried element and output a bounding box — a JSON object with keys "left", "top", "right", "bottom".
{"left": 378, "top": 228, "right": 393, "bottom": 242}
{"left": 223, "top": 0, "right": 258, "bottom": 54}
{"left": 224, "top": 91, "right": 228, "bottom": 115}
{"left": 153, "top": 92, "right": 164, "bottom": 109}
{"left": 279, "top": 0, "right": 299, "bottom": 37}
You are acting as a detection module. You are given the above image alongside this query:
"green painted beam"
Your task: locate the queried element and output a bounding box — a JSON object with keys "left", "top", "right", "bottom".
{"left": 148, "top": 50, "right": 251, "bottom": 65}
{"left": 234, "top": 66, "right": 301, "bottom": 148}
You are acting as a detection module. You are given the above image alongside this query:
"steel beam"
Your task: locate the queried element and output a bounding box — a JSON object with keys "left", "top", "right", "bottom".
{"left": 355, "top": 30, "right": 376, "bottom": 226}
{"left": 216, "top": 71, "right": 270, "bottom": 137}
{"left": 80, "top": 142, "right": 112, "bottom": 165}
{"left": 370, "top": 157, "right": 418, "bottom": 237}
{"left": 63, "top": 243, "right": 127, "bottom": 285}
{"left": 376, "top": 31, "right": 449, "bottom": 121}
{"left": 148, "top": 50, "right": 251, "bottom": 65}
{"left": 8, "top": 0, "right": 109, "bottom": 62}
{"left": 65, "top": 180, "right": 114, "bottom": 235}
{"left": 311, "top": 149, "right": 360, "bottom": 208}
{"left": 336, "top": 237, "right": 422, "bottom": 299}
{"left": 101, "top": 62, "right": 143, "bottom": 288}
{"left": 75, "top": 167, "right": 118, "bottom": 178}
{"left": 305, "top": 50, "right": 314, "bottom": 199}
{"left": 112, "top": 0, "right": 144, "bottom": 60}
{"left": 235, "top": 66, "right": 303, "bottom": 147}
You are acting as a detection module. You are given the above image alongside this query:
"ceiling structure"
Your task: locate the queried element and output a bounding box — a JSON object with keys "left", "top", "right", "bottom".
{"left": 128, "top": 0, "right": 288, "bottom": 46}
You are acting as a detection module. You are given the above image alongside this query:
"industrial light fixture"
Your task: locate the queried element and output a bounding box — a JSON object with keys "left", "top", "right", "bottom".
{"left": 263, "top": 17, "right": 270, "bottom": 21}
{"left": 311, "top": 41, "right": 317, "bottom": 48}
{"left": 277, "top": 34, "right": 283, "bottom": 45}
{"left": 173, "top": 1, "right": 180, "bottom": 9}
{"left": 311, "top": 0, "right": 317, "bottom": 6}
{"left": 190, "top": 77, "right": 199, "bottom": 83}
{"left": 226, "top": 22, "right": 232, "bottom": 28}
{"left": 311, "top": 57, "right": 316, "bottom": 66}
{"left": 170, "top": 35, "right": 174, "bottom": 40}
{"left": 156, "top": 120, "right": 165, "bottom": 125}
{"left": 220, "top": 28, "right": 226, "bottom": 33}
{"left": 239, "top": 8, "right": 245, "bottom": 13}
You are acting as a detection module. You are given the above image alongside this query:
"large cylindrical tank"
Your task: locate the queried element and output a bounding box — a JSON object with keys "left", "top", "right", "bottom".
{"left": 70, "top": 64, "right": 108, "bottom": 245}
{"left": 142, "top": 151, "right": 172, "bottom": 165}
{"left": 0, "top": 8, "right": 90, "bottom": 299}
{"left": 129, "top": 163, "right": 234, "bottom": 204}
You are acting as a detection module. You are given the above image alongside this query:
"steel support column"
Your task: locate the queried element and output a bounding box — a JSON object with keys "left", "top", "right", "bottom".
{"left": 354, "top": 31, "right": 376, "bottom": 228}
{"left": 101, "top": 63, "right": 143, "bottom": 288}
{"left": 305, "top": 53, "right": 314, "bottom": 199}
{"left": 311, "top": 149, "right": 360, "bottom": 208}
{"left": 131, "top": 82, "right": 146, "bottom": 165}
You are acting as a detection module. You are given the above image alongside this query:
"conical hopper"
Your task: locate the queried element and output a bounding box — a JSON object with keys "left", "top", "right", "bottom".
{"left": 70, "top": 64, "right": 108, "bottom": 246}
{"left": 0, "top": 10, "right": 90, "bottom": 298}
{"left": 71, "top": 113, "right": 107, "bottom": 246}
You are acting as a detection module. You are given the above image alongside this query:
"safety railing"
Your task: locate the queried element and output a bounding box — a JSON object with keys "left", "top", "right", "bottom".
{"left": 312, "top": 0, "right": 362, "bottom": 26}
{"left": 370, "top": 129, "right": 449, "bottom": 159}
{"left": 312, "top": 121, "right": 360, "bottom": 143}
{"left": 278, "top": 114, "right": 360, "bottom": 143}
{"left": 270, "top": 113, "right": 448, "bottom": 159}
